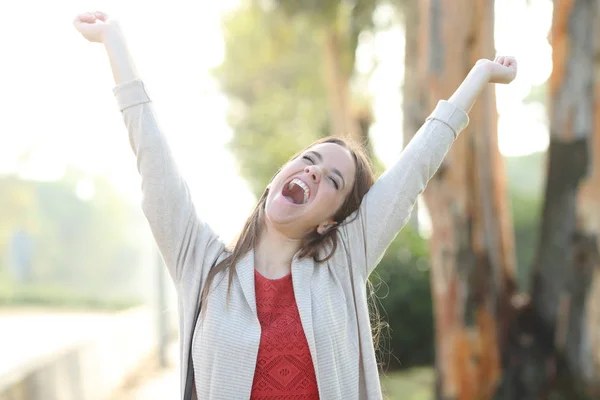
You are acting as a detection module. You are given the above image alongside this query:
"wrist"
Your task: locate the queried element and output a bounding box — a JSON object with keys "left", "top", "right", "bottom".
{"left": 102, "top": 19, "right": 123, "bottom": 44}
{"left": 447, "top": 62, "right": 490, "bottom": 113}
{"left": 470, "top": 61, "right": 492, "bottom": 84}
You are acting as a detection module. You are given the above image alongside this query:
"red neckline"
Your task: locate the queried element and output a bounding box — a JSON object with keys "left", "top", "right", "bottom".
{"left": 254, "top": 268, "right": 292, "bottom": 282}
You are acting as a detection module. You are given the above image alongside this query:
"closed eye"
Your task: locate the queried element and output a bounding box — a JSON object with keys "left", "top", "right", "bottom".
{"left": 302, "top": 155, "right": 315, "bottom": 164}
{"left": 329, "top": 177, "right": 340, "bottom": 190}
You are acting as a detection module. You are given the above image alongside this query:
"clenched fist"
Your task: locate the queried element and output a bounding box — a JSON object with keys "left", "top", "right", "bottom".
{"left": 73, "top": 11, "right": 115, "bottom": 43}
{"left": 475, "top": 56, "right": 518, "bottom": 85}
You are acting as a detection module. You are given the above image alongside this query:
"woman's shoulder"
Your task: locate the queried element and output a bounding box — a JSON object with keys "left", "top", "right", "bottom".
{"left": 326, "top": 223, "right": 369, "bottom": 280}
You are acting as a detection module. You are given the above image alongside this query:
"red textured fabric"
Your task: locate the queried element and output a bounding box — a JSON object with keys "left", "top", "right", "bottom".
{"left": 250, "top": 269, "right": 320, "bottom": 399}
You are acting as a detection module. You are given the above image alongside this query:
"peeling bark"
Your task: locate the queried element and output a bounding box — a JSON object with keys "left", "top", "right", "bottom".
{"left": 412, "top": 0, "right": 517, "bottom": 399}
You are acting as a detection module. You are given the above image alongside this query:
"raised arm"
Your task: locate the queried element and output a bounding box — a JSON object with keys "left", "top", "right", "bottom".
{"left": 73, "top": 12, "right": 225, "bottom": 285}
{"left": 342, "top": 56, "right": 518, "bottom": 278}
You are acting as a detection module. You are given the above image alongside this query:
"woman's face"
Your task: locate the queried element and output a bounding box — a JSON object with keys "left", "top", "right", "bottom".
{"left": 265, "top": 142, "right": 357, "bottom": 237}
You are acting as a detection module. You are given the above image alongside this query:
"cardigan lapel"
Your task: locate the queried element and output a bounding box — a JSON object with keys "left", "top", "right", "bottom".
{"left": 236, "top": 250, "right": 319, "bottom": 379}
{"left": 236, "top": 250, "right": 257, "bottom": 315}
{"left": 291, "top": 256, "right": 318, "bottom": 376}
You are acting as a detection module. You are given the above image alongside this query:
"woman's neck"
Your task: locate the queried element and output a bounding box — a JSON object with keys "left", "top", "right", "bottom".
{"left": 254, "top": 222, "right": 302, "bottom": 279}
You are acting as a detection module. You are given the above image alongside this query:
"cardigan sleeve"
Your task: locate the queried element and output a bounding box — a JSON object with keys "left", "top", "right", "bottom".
{"left": 113, "top": 79, "right": 225, "bottom": 285}
{"left": 340, "top": 100, "right": 469, "bottom": 279}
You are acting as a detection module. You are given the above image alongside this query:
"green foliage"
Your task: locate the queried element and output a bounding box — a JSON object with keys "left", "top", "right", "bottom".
{"left": 380, "top": 367, "right": 434, "bottom": 400}
{"left": 0, "top": 177, "right": 40, "bottom": 254}
{"left": 0, "top": 281, "right": 140, "bottom": 310}
{"left": 371, "top": 225, "right": 434, "bottom": 369}
{"left": 274, "top": 0, "right": 379, "bottom": 72}
{"left": 214, "top": 0, "right": 384, "bottom": 197}
{"left": 274, "top": 0, "right": 341, "bottom": 23}
{"left": 214, "top": 4, "right": 333, "bottom": 196}
{"left": 0, "top": 170, "right": 145, "bottom": 309}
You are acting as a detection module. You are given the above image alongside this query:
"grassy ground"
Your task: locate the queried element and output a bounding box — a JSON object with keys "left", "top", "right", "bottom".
{"left": 380, "top": 367, "right": 435, "bottom": 400}
{"left": 0, "top": 281, "right": 140, "bottom": 310}
{"left": 0, "top": 274, "right": 141, "bottom": 310}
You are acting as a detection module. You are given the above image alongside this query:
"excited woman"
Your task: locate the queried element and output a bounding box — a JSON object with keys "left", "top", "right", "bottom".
{"left": 73, "top": 11, "right": 517, "bottom": 400}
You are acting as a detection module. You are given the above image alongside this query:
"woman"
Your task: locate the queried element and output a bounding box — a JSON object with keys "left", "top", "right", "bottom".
{"left": 73, "top": 11, "right": 517, "bottom": 400}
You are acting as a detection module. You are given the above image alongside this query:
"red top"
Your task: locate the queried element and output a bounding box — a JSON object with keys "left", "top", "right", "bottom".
{"left": 250, "top": 269, "right": 320, "bottom": 399}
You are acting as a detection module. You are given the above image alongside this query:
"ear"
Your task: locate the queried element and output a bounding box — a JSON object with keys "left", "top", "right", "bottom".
{"left": 317, "top": 220, "right": 337, "bottom": 235}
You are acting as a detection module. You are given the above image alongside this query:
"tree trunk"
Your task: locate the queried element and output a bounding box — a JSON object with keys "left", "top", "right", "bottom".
{"left": 353, "top": 105, "right": 375, "bottom": 158}
{"left": 321, "top": 28, "right": 362, "bottom": 141}
{"left": 412, "top": 0, "right": 518, "bottom": 398}
{"left": 503, "top": 1, "right": 600, "bottom": 398}
{"left": 402, "top": 0, "right": 422, "bottom": 229}
{"left": 567, "top": 4, "right": 600, "bottom": 393}
{"left": 577, "top": 53, "right": 600, "bottom": 394}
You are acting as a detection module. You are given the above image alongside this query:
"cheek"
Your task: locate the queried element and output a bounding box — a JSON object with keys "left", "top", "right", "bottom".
{"left": 276, "top": 161, "right": 302, "bottom": 180}
{"left": 271, "top": 167, "right": 292, "bottom": 187}
{"left": 314, "top": 187, "right": 345, "bottom": 215}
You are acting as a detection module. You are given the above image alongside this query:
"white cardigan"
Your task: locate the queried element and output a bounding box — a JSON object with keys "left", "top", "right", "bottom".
{"left": 113, "top": 79, "right": 469, "bottom": 399}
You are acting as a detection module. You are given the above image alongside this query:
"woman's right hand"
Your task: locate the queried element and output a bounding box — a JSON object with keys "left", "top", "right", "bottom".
{"left": 73, "top": 11, "right": 115, "bottom": 43}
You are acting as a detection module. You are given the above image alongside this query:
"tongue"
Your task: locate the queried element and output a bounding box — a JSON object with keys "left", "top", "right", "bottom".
{"left": 282, "top": 182, "right": 306, "bottom": 204}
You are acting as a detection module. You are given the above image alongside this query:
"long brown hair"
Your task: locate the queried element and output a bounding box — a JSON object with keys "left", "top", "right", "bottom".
{"left": 199, "top": 137, "right": 386, "bottom": 354}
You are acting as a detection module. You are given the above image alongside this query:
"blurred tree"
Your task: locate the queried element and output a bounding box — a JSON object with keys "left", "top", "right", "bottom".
{"left": 0, "top": 177, "right": 38, "bottom": 255}
{"left": 32, "top": 174, "right": 140, "bottom": 293}
{"left": 0, "top": 171, "right": 144, "bottom": 307}
{"left": 274, "top": 0, "right": 377, "bottom": 147}
{"left": 405, "top": 1, "right": 520, "bottom": 399}
{"left": 214, "top": 0, "right": 381, "bottom": 196}
{"left": 0, "top": 177, "right": 39, "bottom": 283}
{"left": 498, "top": 1, "right": 600, "bottom": 398}
{"left": 374, "top": 225, "right": 434, "bottom": 369}
{"left": 504, "top": 152, "right": 545, "bottom": 289}
{"left": 399, "top": 0, "right": 421, "bottom": 230}
{"left": 214, "top": 3, "right": 334, "bottom": 196}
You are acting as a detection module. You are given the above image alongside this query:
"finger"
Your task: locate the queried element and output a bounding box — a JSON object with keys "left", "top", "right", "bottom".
{"left": 503, "top": 57, "right": 516, "bottom": 70}
{"left": 75, "top": 12, "right": 96, "bottom": 23}
{"left": 94, "top": 11, "right": 109, "bottom": 21}
{"left": 496, "top": 56, "right": 505, "bottom": 66}
{"left": 494, "top": 55, "right": 501, "bottom": 63}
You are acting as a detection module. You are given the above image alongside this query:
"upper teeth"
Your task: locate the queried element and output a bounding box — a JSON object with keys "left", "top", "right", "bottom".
{"left": 289, "top": 178, "right": 309, "bottom": 203}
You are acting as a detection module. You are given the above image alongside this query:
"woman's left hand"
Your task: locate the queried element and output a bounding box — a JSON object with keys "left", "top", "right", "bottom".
{"left": 475, "top": 56, "right": 518, "bottom": 84}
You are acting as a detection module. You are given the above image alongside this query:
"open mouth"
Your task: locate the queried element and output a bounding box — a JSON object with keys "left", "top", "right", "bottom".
{"left": 281, "top": 178, "right": 310, "bottom": 205}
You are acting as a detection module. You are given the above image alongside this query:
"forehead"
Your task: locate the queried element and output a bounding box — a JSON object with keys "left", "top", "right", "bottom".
{"left": 307, "top": 142, "right": 356, "bottom": 177}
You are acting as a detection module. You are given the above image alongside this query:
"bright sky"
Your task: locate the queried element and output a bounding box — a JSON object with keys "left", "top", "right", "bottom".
{"left": 0, "top": 0, "right": 552, "bottom": 242}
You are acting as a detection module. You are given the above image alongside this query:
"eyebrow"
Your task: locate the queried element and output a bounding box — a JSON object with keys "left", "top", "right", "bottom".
{"left": 307, "top": 150, "right": 346, "bottom": 189}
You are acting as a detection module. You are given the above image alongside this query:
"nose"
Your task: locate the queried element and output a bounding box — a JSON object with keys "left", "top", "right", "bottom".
{"left": 304, "top": 165, "right": 321, "bottom": 184}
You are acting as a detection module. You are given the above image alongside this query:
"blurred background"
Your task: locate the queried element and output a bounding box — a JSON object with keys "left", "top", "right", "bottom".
{"left": 1, "top": 0, "right": 598, "bottom": 399}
